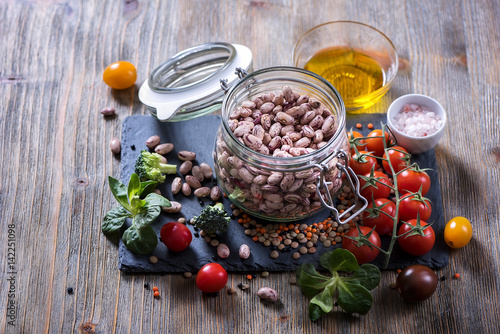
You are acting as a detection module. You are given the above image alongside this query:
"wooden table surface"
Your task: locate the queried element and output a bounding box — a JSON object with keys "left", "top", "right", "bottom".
{"left": 1, "top": 0, "right": 500, "bottom": 333}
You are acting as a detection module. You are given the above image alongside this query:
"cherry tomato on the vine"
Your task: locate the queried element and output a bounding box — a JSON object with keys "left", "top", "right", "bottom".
{"left": 342, "top": 226, "right": 381, "bottom": 264}
{"left": 397, "top": 169, "right": 431, "bottom": 196}
{"left": 196, "top": 263, "right": 228, "bottom": 293}
{"left": 359, "top": 171, "right": 393, "bottom": 201}
{"left": 103, "top": 61, "right": 137, "bottom": 89}
{"left": 444, "top": 216, "right": 473, "bottom": 249}
{"left": 398, "top": 219, "right": 435, "bottom": 256}
{"left": 160, "top": 222, "right": 192, "bottom": 252}
{"left": 396, "top": 265, "right": 438, "bottom": 302}
{"left": 362, "top": 198, "right": 397, "bottom": 236}
{"left": 365, "top": 129, "right": 390, "bottom": 157}
{"left": 349, "top": 150, "right": 379, "bottom": 176}
{"left": 399, "top": 193, "right": 432, "bottom": 222}
{"left": 382, "top": 146, "right": 409, "bottom": 174}
{"left": 348, "top": 130, "right": 367, "bottom": 154}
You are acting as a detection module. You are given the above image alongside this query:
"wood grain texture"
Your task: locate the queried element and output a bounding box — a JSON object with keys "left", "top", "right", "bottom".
{"left": 1, "top": 0, "right": 499, "bottom": 333}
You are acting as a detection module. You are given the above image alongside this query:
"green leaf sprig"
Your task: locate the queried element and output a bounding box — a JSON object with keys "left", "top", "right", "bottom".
{"left": 296, "top": 248, "right": 381, "bottom": 321}
{"left": 101, "top": 173, "right": 171, "bottom": 255}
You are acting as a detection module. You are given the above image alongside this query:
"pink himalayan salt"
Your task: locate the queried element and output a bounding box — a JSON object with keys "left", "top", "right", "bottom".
{"left": 394, "top": 104, "right": 443, "bottom": 137}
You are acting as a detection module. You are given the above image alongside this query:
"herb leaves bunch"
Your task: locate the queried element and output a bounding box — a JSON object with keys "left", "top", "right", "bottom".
{"left": 101, "top": 173, "right": 171, "bottom": 255}
{"left": 297, "top": 248, "right": 381, "bottom": 321}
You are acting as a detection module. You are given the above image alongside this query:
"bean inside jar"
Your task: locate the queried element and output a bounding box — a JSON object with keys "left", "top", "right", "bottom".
{"left": 215, "top": 83, "right": 349, "bottom": 221}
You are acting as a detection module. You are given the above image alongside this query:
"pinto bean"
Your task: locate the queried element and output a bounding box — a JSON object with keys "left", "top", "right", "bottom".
{"left": 178, "top": 151, "right": 196, "bottom": 161}
{"left": 155, "top": 143, "right": 174, "bottom": 155}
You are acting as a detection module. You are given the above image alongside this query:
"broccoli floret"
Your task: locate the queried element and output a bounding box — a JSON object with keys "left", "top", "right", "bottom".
{"left": 192, "top": 202, "right": 231, "bottom": 234}
{"left": 134, "top": 150, "right": 177, "bottom": 183}
{"left": 228, "top": 186, "right": 246, "bottom": 203}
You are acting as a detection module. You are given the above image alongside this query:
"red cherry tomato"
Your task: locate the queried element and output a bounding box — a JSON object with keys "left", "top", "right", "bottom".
{"left": 382, "top": 146, "right": 409, "bottom": 174}
{"left": 103, "top": 61, "right": 137, "bottom": 89}
{"left": 365, "top": 129, "right": 390, "bottom": 157}
{"left": 196, "top": 263, "right": 228, "bottom": 293}
{"left": 349, "top": 150, "right": 379, "bottom": 176}
{"left": 399, "top": 193, "right": 432, "bottom": 222}
{"left": 397, "top": 169, "right": 431, "bottom": 196}
{"left": 348, "top": 130, "right": 367, "bottom": 154}
{"left": 398, "top": 219, "right": 435, "bottom": 256}
{"left": 362, "top": 198, "right": 397, "bottom": 236}
{"left": 342, "top": 226, "right": 381, "bottom": 264}
{"left": 160, "top": 222, "right": 192, "bottom": 252}
{"left": 359, "top": 171, "right": 393, "bottom": 201}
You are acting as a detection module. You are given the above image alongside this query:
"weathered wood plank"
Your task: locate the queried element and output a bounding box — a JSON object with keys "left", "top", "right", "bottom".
{"left": 1, "top": 0, "right": 500, "bottom": 333}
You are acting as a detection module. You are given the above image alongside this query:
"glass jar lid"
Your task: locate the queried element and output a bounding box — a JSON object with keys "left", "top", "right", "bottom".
{"left": 138, "top": 42, "right": 253, "bottom": 122}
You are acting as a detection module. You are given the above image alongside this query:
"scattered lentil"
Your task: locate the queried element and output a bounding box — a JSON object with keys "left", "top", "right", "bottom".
{"left": 270, "top": 250, "right": 280, "bottom": 259}
{"left": 149, "top": 255, "right": 158, "bottom": 264}
{"left": 67, "top": 287, "right": 74, "bottom": 295}
{"left": 178, "top": 217, "right": 186, "bottom": 224}
{"left": 210, "top": 239, "right": 220, "bottom": 247}
{"left": 299, "top": 247, "right": 308, "bottom": 255}
{"left": 454, "top": 273, "right": 460, "bottom": 279}
{"left": 367, "top": 123, "right": 374, "bottom": 129}
{"left": 183, "top": 272, "right": 193, "bottom": 279}
{"left": 228, "top": 287, "right": 237, "bottom": 295}
{"left": 292, "top": 252, "right": 301, "bottom": 260}
{"left": 289, "top": 276, "right": 297, "bottom": 285}
{"left": 356, "top": 123, "right": 362, "bottom": 129}
{"left": 261, "top": 271, "right": 270, "bottom": 278}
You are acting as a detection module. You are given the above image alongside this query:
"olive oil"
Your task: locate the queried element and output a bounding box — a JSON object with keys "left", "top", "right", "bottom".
{"left": 304, "top": 47, "right": 386, "bottom": 111}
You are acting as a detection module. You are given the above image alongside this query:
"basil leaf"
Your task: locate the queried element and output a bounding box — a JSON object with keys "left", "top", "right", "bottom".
{"left": 135, "top": 206, "right": 161, "bottom": 229}
{"left": 356, "top": 264, "right": 381, "bottom": 290}
{"left": 140, "top": 181, "right": 158, "bottom": 197}
{"left": 102, "top": 207, "right": 130, "bottom": 235}
{"left": 309, "top": 287, "right": 334, "bottom": 316}
{"left": 308, "top": 303, "right": 327, "bottom": 322}
{"left": 296, "top": 263, "right": 331, "bottom": 297}
{"left": 122, "top": 224, "right": 158, "bottom": 255}
{"left": 130, "top": 196, "right": 147, "bottom": 211}
{"left": 108, "top": 176, "right": 131, "bottom": 210}
{"left": 308, "top": 287, "right": 334, "bottom": 321}
{"left": 320, "top": 248, "right": 360, "bottom": 274}
{"left": 143, "top": 193, "right": 171, "bottom": 208}
{"left": 127, "top": 173, "right": 141, "bottom": 202}
{"left": 337, "top": 281, "right": 373, "bottom": 315}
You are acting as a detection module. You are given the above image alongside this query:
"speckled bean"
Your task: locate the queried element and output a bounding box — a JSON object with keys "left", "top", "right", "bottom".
{"left": 181, "top": 183, "right": 191, "bottom": 196}
{"left": 162, "top": 201, "right": 182, "bottom": 213}
{"left": 155, "top": 143, "right": 174, "bottom": 155}
{"left": 179, "top": 161, "right": 193, "bottom": 175}
{"left": 171, "top": 177, "right": 182, "bottom": 195}
{"left": 243, "top": 134, "right": 263, "bottom": 150}
{"left": 199, "top": 163, "right": 213, "bottom": 179}
{"left": 210, "top": 186, "right": 222, "bottom": 201}
{"left": 194, "top": 187, "right": 211, "bottom": 197}
{"left": 217, "top": 243, "right": 230, "bottom": 258}
{"left": 258, "top": 287, "right": 278, "bottom": 302}
{"left": 146, "top": 135, "right": 161, "bottom": 149}
{"left": 178, "top": 151, "right": 196, "bottom": 161}
{"left": 239, "top": 244, "right": 250, "bottom": 259}
{"left": 185, "top": 175, "right": 201, "bottom": 189}
{"left": 109, "top": 138, "right": 121, "bottom": 154}
{"left": 280, "top": 173, "right": 295, "bottom": 191}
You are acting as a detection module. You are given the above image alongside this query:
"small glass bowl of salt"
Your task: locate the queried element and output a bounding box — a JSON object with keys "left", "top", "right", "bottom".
{"left": 387, "top": 94, "right": 446, "bottom": 154}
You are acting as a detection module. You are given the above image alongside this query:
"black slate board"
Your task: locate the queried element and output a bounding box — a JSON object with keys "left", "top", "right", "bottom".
{"left": 118, "top": 114, "right": 448, "bottom": 273}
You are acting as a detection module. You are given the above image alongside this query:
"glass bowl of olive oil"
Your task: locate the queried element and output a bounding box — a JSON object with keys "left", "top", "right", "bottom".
{"left": 293, "top": 21, "right": 398, "bottom": 112}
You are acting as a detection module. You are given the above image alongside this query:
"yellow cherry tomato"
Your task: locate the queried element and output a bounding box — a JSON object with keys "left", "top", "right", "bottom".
{"left": 103, "top": 61, "right": 137, "bottom": 89}
{"left": 444, "top": 216, "right": 473, "bottom": 249}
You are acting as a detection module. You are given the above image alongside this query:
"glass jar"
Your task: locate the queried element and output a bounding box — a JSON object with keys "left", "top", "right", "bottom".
{"left": 214, "top": 66, "right": 366, "bottom": 222}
